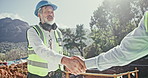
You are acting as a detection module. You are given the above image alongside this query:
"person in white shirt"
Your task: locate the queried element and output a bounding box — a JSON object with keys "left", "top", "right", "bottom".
{"left": 27, "top": 0, "right": 86, "bottom": 78}
{"left": 73, "top": 11, "right": 148, "bottom": 73}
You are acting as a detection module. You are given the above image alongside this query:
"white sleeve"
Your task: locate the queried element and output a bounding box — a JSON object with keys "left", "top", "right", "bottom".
{"left": 85, "top": 17, "right": 148, "bottom": 71}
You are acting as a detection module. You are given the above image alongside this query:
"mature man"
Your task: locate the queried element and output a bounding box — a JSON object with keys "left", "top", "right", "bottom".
{"left": 74, "top": 11, "right": 148, "bottom": 73}
{"left": 27, "top": 0, "right": 86, "bottom": 78}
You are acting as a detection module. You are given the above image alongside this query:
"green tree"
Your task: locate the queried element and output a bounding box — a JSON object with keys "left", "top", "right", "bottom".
{"left": 84, "top": 43, "right": 102, "bottom": 59}
{"left": 88, "top": 0, "right": 147, "bottom": 55}
{"left": 62, "top": 25, "right": 87, "bottom": 56}
{"left": 75, "top": 24, "right": 87, "bottom": 56}
{"left": 62, "top": 28, "right": 76, "bottom": 50}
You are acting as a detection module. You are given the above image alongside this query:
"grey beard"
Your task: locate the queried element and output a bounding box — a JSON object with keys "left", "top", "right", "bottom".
{"left": 40, "top": 14, "right": 55, "bottom": 25}
{"left": 46, "top": 19, "right": 55, "bottom": 25}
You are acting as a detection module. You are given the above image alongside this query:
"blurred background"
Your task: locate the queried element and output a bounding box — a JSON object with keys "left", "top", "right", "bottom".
{"left": 0, "top": 0, "right": 148, "bottom": 78}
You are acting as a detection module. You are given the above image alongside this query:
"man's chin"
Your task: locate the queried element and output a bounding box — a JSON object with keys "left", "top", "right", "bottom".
{"left": 46, "top": 21, "right": 55, "bottom": 25}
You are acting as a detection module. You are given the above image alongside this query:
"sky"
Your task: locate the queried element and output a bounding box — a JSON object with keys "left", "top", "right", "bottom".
{"left": 0, "top": 0, "right": 103, "bottom": 28}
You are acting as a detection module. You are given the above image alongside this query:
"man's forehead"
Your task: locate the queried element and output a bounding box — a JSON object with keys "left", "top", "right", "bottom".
{"left": 42, "top": 6, "right": 54, "bottom": 10}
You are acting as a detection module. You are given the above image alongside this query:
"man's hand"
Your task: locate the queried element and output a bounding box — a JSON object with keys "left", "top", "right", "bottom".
{"left": 61, "top": 56, "right": 86, "bottom": 75}
{"left": 71, "top": 56, "right": 86, "bottom": 72}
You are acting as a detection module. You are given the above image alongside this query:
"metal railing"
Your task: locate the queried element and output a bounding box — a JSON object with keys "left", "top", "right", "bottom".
{"left": 65, "top": 68, "right": 139, "bottom": 78}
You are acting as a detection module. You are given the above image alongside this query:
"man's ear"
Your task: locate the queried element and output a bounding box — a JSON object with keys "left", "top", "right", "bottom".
{"left": 38, "top": 13, "right": 43, "bottom": 23}
{"left": 38, "top": 13, "right": 41, "bottom": 18}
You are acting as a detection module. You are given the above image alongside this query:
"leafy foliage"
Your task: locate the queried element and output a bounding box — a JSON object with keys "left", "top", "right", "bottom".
{"left": 61, "top": 24, "right": 87, "bottom": 56}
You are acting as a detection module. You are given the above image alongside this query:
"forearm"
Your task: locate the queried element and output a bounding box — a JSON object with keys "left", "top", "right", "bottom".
{"left": 33, "top": 45, "right": 64, "bottom": 64}
{"left": 85, "top": 56, "right": 98, "bottom": 69}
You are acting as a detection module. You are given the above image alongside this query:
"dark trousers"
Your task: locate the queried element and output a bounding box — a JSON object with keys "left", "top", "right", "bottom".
{"left": 27, "top": 72, "right": 50, "bottom": 78}
{"left": 27, "top": 70, "right": 63, "bottom": 78}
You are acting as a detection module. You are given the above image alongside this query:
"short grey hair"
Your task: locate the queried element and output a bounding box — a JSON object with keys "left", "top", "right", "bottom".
{"left": 38, "top": 8, "right": 43, "bottom": 21}
{"left": 38, "top": 8, "right": 43, "bottom": 14}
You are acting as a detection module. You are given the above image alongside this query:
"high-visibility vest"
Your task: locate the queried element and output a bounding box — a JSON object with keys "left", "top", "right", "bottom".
{"left": 27, "top": 25, "right": 63, "bottom": 76}
{"left": 144, "top": 11, "right": 148, "bottom": 32}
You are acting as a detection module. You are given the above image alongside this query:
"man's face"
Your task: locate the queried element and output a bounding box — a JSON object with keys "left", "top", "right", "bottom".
{"left": 39, "top": 6, "right": 54, "bottom": 24}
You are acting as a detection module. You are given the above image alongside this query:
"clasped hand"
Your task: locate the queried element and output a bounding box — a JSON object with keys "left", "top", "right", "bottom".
{"left": 61, "top": 56, "right": 86, "bottom": 75}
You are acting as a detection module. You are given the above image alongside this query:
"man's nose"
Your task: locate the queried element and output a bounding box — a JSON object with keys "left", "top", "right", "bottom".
{"left": 48, "top": 12, "right": 53, "bottom": 16}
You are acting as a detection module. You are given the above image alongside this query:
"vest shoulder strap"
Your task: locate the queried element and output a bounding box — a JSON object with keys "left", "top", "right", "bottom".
{"left": 32, "top": 25, "right": 44, "bottom": 42}
{"left": 144, "top": 11, "right": 148, "bottom": 32}
{"left": 54, "top": 29, "right": 63, "bottom": 46}
{"left": 27, "top": 25, "right": 46, "bottom": 50}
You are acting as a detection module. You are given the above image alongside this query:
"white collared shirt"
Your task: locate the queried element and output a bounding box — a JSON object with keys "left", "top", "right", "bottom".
{"left": 27, "top": 25, "right": 64, "bottom": 71}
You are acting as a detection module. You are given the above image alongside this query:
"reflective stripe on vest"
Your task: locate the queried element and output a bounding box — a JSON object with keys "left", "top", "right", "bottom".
{"left": 145, "top": 11, "right": 148, "bottom": 32}
{"left": 54, "top": 30, "right": 62, "bottom": 46}
{"left": 28, "top": 60, "right": 48, "bottom": 68}
{"left": 27, "top": 25, "right": 63, "bottom": 76}
{"left": 28, "top": 54, "right": 48, "bottom": 76}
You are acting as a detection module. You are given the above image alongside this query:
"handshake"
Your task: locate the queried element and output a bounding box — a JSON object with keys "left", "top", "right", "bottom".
{"left": 61, "top": 56, "right": 86, "bottom": 75}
